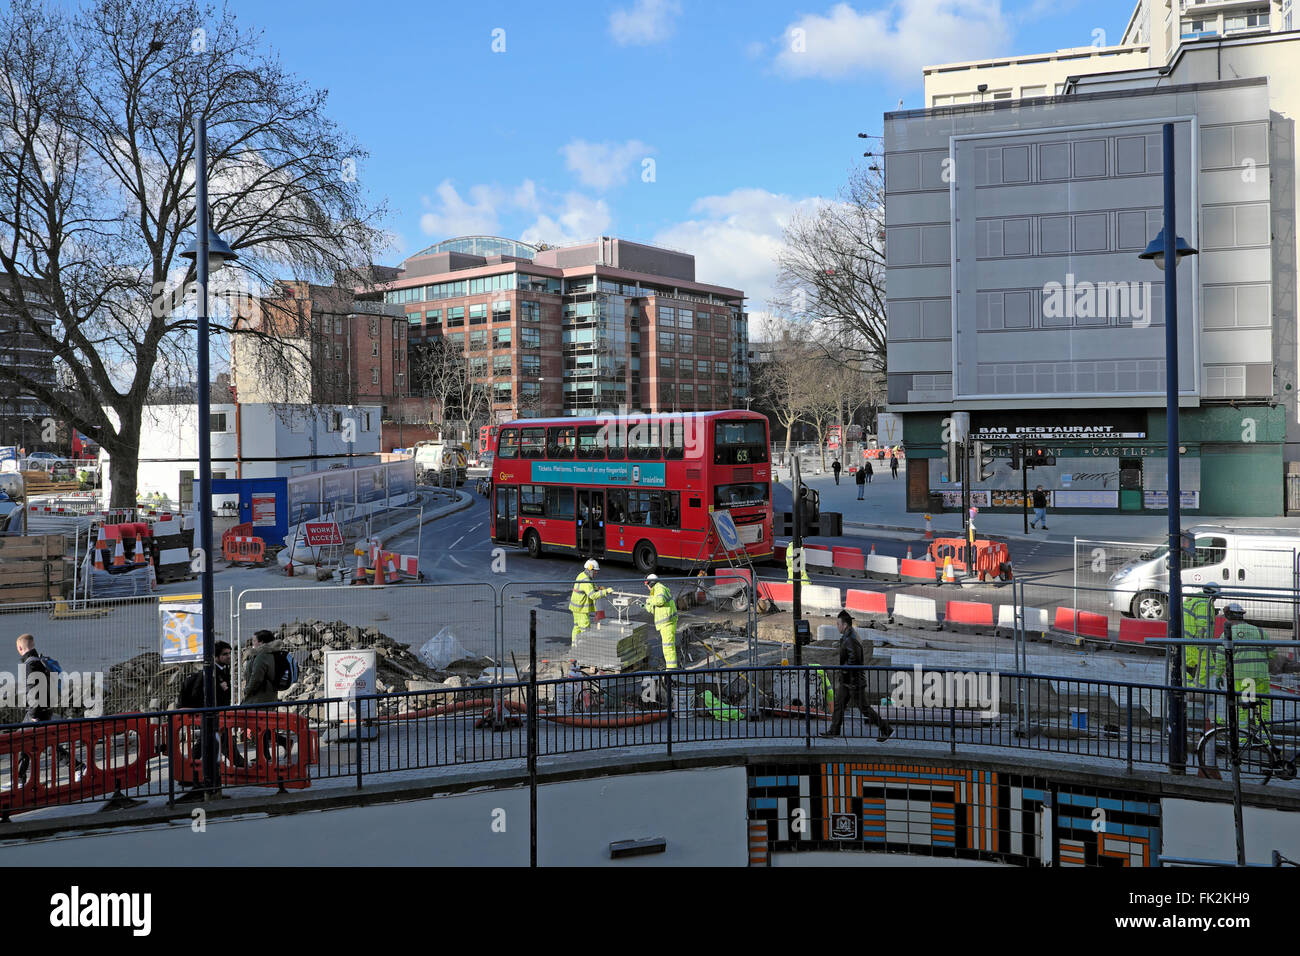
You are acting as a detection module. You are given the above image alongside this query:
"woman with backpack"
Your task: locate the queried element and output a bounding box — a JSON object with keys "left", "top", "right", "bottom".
{"left": 243, "top": 629, "right": 288, "bottom": 704}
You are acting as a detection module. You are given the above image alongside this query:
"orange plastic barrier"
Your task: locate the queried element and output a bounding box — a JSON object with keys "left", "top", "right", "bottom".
{"left": 900, "top": 558, "right": 939, "bottom": 582}
{"left": 717, "top": 567, "right": 752, "bottom": 587}
{"left": 845, "top": 589, "right": 888, "bottom": 616}
{"left": 223, "top": 535, "right": 266, "bottom": 566}
{"left": 928, "top": 539, "right": 969, "bottom": 573}
{"left": 944, "top": 600, "right": 995, "bottom": 628}
{"left": 169, "top": 710, "right": 319, "bottom": 791}
{"left": 0, "top": 716, "right": 155, "bottom": 815}
{"left": 832, "top": 547, "right": 866, "bottom": 575}
{"left": 1053, "top": 607, "right": 1110, "bottom": 640}
{"left": 1118, "top": 618, "right": 1167, "bottom": 644}
{"left": 758, "top": 581, "right": 793, "bottom": 606}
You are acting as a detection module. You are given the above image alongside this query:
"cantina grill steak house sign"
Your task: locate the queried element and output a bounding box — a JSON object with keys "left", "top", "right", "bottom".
{"left": 972, "top": 411, "right": 1146, "bottom": 441}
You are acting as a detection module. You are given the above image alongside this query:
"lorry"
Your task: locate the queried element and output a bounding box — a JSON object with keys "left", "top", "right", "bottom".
{"left": 1108, "top": 525, "right": 1300, "bottom": 624}
{"left": 413, "top": 440, "right": 468, "bottom": 483}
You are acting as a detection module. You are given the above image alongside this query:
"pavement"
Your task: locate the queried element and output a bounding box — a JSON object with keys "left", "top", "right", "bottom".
{"left": 774, "top": 461, "right": 1300, "bottom": 546}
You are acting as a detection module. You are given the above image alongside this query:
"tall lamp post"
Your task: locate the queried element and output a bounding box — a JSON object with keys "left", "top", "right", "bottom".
{"left": 1139, "top": 122, "right": 1198, "bottom": 772}
{"left": 181, "top": 115, "right": 238, "bottom": 795}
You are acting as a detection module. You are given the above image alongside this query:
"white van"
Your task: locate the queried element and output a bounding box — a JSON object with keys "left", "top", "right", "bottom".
{"left": 1108, "top": 524, "right": 1299, "bottom": 622}
{"left": 413, "top": 441, "right": 467, "bottom": 481}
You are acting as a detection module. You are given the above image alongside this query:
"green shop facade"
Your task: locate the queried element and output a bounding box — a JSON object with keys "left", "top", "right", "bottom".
{"left": 901, "top": 405, "right": 1285, "bottom": 517}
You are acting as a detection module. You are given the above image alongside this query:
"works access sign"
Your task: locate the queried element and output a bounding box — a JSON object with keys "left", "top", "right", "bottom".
{"left": 303, "top": 521, "right": 343, "bottom": 547}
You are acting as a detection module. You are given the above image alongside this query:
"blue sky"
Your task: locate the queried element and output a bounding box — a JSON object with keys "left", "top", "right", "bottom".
{"left": 240, "top": 0, "right": 1135, "bottom": 308}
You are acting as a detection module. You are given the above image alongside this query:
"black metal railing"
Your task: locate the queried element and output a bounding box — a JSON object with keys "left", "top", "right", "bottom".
{"left": 2, "top": 666, "right": 1297, "bottom": 824}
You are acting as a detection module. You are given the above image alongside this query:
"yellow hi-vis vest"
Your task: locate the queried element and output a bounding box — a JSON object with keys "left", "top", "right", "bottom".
{"left": 1183, "top": 596, "right": 1215, "bottom": 687}
{"left": 646, "top": 582, "right": 678, "bottom": 629}
{"left": 569, "top": 571, "right": 604, "bottom": 617}
{"left": 1211, "top": 621, "right": 1272, "bottom": 689}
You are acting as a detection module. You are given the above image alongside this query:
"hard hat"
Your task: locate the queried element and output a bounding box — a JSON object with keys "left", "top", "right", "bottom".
{"left": 584, "top": 559, "right": 600, "bottom": 572}
{"left": 1224, "top": 602, "right": 1246, "bottom": 620}
{"left": 1202, "top": 582, "right": 1221, "bottom": 595}
{"left": 645, "top": 573, "right": 659, "bottom": 584}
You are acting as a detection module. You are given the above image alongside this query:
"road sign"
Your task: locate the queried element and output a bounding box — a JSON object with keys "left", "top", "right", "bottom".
{"left": 304, "top": 521, "right": 343, "bottom": 547}
{"left": 711, "top": 509, "right": 742, "bottom": 554}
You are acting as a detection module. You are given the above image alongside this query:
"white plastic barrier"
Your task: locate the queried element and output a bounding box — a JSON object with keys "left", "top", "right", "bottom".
{"left": 864, "top": 553, "right": 900, "bottom": 581}
{"left": 804, "top": 548, "right": 834, "bottom": 571}
{"left": 996, "top": 604, "right": 1051, "bottom": 635}
{"left": 817, "top": 624, "right": 838, "bottom": 643}
{"left": 803, "top": 584, "right": 844, "bottom": 615}
{"left": 891, "top": 592, "right": 941, "bottom": 630}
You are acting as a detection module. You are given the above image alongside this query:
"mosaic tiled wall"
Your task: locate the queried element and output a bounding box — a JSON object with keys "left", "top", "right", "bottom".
{"left": 747, "top": 762, "right": 1160, "bottom": 867}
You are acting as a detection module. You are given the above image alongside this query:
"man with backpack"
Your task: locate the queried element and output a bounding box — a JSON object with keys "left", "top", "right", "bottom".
{"left": 243, "top": 629, "right": 297, "bottom": 763}
{"left": 178, "top": 641, "right": 245, "bottom": 776}
{"left": 14, "top": 633, "right": 85, "bottom": 784}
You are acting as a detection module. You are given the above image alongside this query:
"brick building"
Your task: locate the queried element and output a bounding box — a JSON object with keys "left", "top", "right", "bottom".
{"left": 380, "top": 236, "right": 749, "bottom": 422}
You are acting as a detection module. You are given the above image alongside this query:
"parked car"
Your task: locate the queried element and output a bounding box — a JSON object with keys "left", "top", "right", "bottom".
{"left": 1109, "top": 525, "right": 1300, "bottom": 623}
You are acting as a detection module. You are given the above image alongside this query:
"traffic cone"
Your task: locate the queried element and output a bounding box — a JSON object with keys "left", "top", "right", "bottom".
{"left": 906, "top": 545, "right": 913, "bottom": 560}
{"left": 351, "top": 563, "right": 368, "bottom": 585}
{"left": 870, "top": 544, "right": 876, "bottom": 555}
{"left": 112, "top": 538, "right": 126, "bottom": 568}
{"left": 132, "top": 537, "right": 148, "bottom": 566}
{"left": 942, "top": 556, "right": 955, "bottom": 584}
{"left": 384, "top": 554, "right": 400, "bottom": 584}
{"left": 285, "top": 558, "right": 295, "bottom": 577}
{"left": 93, "top": 534, "right": 106, "bottom": 571}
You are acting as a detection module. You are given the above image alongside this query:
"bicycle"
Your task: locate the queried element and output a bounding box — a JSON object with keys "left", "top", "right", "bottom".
{"left": 1195, "top": 699, "right": 1297, "bottom": 784}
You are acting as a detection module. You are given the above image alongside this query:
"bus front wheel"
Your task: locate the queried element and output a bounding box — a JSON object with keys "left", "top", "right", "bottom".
{"left": 634, "top": 541, "right": 659, "bottom": 574}
{"left": 525, "top": 530, "right": 542, "bottom": 559}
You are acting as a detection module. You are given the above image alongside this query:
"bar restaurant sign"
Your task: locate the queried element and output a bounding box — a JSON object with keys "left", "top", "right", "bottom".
{"left": 972, "top": 411, "right": 1146, "bottom": 442}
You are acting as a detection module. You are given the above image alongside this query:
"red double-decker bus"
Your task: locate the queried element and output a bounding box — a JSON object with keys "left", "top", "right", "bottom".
{"left": 489, "top": 410, "right": 772, "bottom": 572}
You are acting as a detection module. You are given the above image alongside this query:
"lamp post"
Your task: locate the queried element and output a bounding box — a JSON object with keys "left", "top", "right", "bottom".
{"left": 181, "top": 115, "right": 238, "bottom": 795}
{"left": 1139, "top": 122, "right": 1198, "bottom": 773}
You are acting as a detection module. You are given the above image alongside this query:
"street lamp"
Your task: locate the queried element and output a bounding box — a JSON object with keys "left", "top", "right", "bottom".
{"left": 1138, "top": 122, "right": 1197, "bottom": 773}
{"left": 180, "top": 115, "right": 238, "bottom": 796}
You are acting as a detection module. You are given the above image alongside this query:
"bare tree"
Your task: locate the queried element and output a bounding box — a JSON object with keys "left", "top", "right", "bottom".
{"left": 0, "top": 0, "right": 387, "bottom": 505}
{"left": 775, "top": 163, "right": 887, "bottom": 374}
{"left": 409, "top": 336, "right": 491, "bottom": 441}
{"left": 750, "top": 314, "right": 821, "bottom": 466}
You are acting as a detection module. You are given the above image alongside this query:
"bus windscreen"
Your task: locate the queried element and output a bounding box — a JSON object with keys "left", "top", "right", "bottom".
{"left": 713, "top": 420, "right": 768, "bottom": 465}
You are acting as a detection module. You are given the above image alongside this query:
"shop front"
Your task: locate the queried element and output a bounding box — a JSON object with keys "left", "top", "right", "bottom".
{"left": 901, "top": 406, "right": 1284, "bottom": 517}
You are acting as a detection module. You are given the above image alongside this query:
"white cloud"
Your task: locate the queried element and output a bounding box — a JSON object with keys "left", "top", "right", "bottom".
{"left": 774, "top": 0, "right": 1011, "bottom": 82}
{"left": 561, "top": 139, "right": 653, "bottom": 191}
{"left": 520, "top": 193, "right": 613, "bottom": 246}
{"left": 609, "top": 0, "right": 682, "bottom": 46}
{"left": 652, "top": 188, "right": 828, "bottom": 310}
{"left": 418, "top": 180, "right": 506, "bottom": 237}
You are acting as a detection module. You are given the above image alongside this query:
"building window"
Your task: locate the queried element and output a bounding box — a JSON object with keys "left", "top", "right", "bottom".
{"left": 492, "top": 300, "right": 511, "bottom": 321}
{"left": 446, "top": 307, "right": 465, "bottom": 327}
{"left": 371, "top": 341, "right": 379, "bottom": 357}
{"left": 521, "top": 354, "right": 540, "bottom": 377}
{"left": 426, "top": 309, "right": 441, "bottom": 325}
{"left": 493, "top": 383, "right": 512, "bottom": 404}
{"left": 407, "top": 310, "right": 422, "bottom": 326}
{"left": 210, "top": 412, "right": 228, "bottom": 432}
{"left": 328, "top": 411, "right": 341, "bottom": 432}
{"left": 371, "top": 367, "right": 378, "bottom": 384}
{"left": 658, "top": 332, "right": 675, "bottom": 350}
{"left": 493, "top": 327, "right": 512, "bottom": 348}
{"left": 469, "top": 358, "right": 487, "bottom": 377}
{"left": 469, "top": 303, "right": 488, "bottom": 324}
{"left": 334, "top": 318, "right": 342, "bottom": 335}
{"left": 659, "top": 307, "right": 676, "bottom": 327}
{"left": 678, "top": 333, "right": 692, "bottom": 352}
{"left": 468, "top": 330, "right": 487, "bottom": 351}
{"left": 659, "top": 356, "right": 673, "bottom": 372}
{"left": 520, "top": 327, "right": 540, "bottom": 349}
{"left": 493, "top": 355, "right": 512, "bottom": 376}
{"left": 397, "top": 372, "right": 404, "bottom": 389}
{"left": 520, "top": 300, "right": 541, "bottom": 322}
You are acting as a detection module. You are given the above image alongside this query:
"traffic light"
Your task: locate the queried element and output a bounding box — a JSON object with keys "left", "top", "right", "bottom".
{"left": 1009, "top": 444, "right": 1021, "bottom": 470}
{"left": 1025, "top": 447, "right": 1057, "bottom": 467}
{"left": 974, "top": 441, "right": 996, "bottom": 480}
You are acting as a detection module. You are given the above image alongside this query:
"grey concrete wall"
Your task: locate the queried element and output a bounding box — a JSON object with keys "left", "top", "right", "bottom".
{"left": 0, "top": 767, "right": 748, "bottom": 867}
{"left": 1161, "top": 797, "right": 1300, "bottom": 865}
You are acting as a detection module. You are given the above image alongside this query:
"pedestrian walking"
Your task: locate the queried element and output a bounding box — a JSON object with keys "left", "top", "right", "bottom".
{"left": 14, "top": 633, "right": 85, "bottom": 784}
{"left": 819, "top": 611, "right": 893, "bottom": 740}
{"left": 890, "top": 454, "right": 899, "bottom": 479}
{"left": 831, "top": 459, "right": 841, "bottom": 485}
{"left": 855, "top": 463, "right": 866, "bottom": 500}
{"left": 865, "top": 460, "right": 873, "bottom": 483}
{"left": 1030, "top": 485, "right": 1049, "bottom": 530}
{"left": 178, "top": 641, "right": 246, "bottom": 774}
